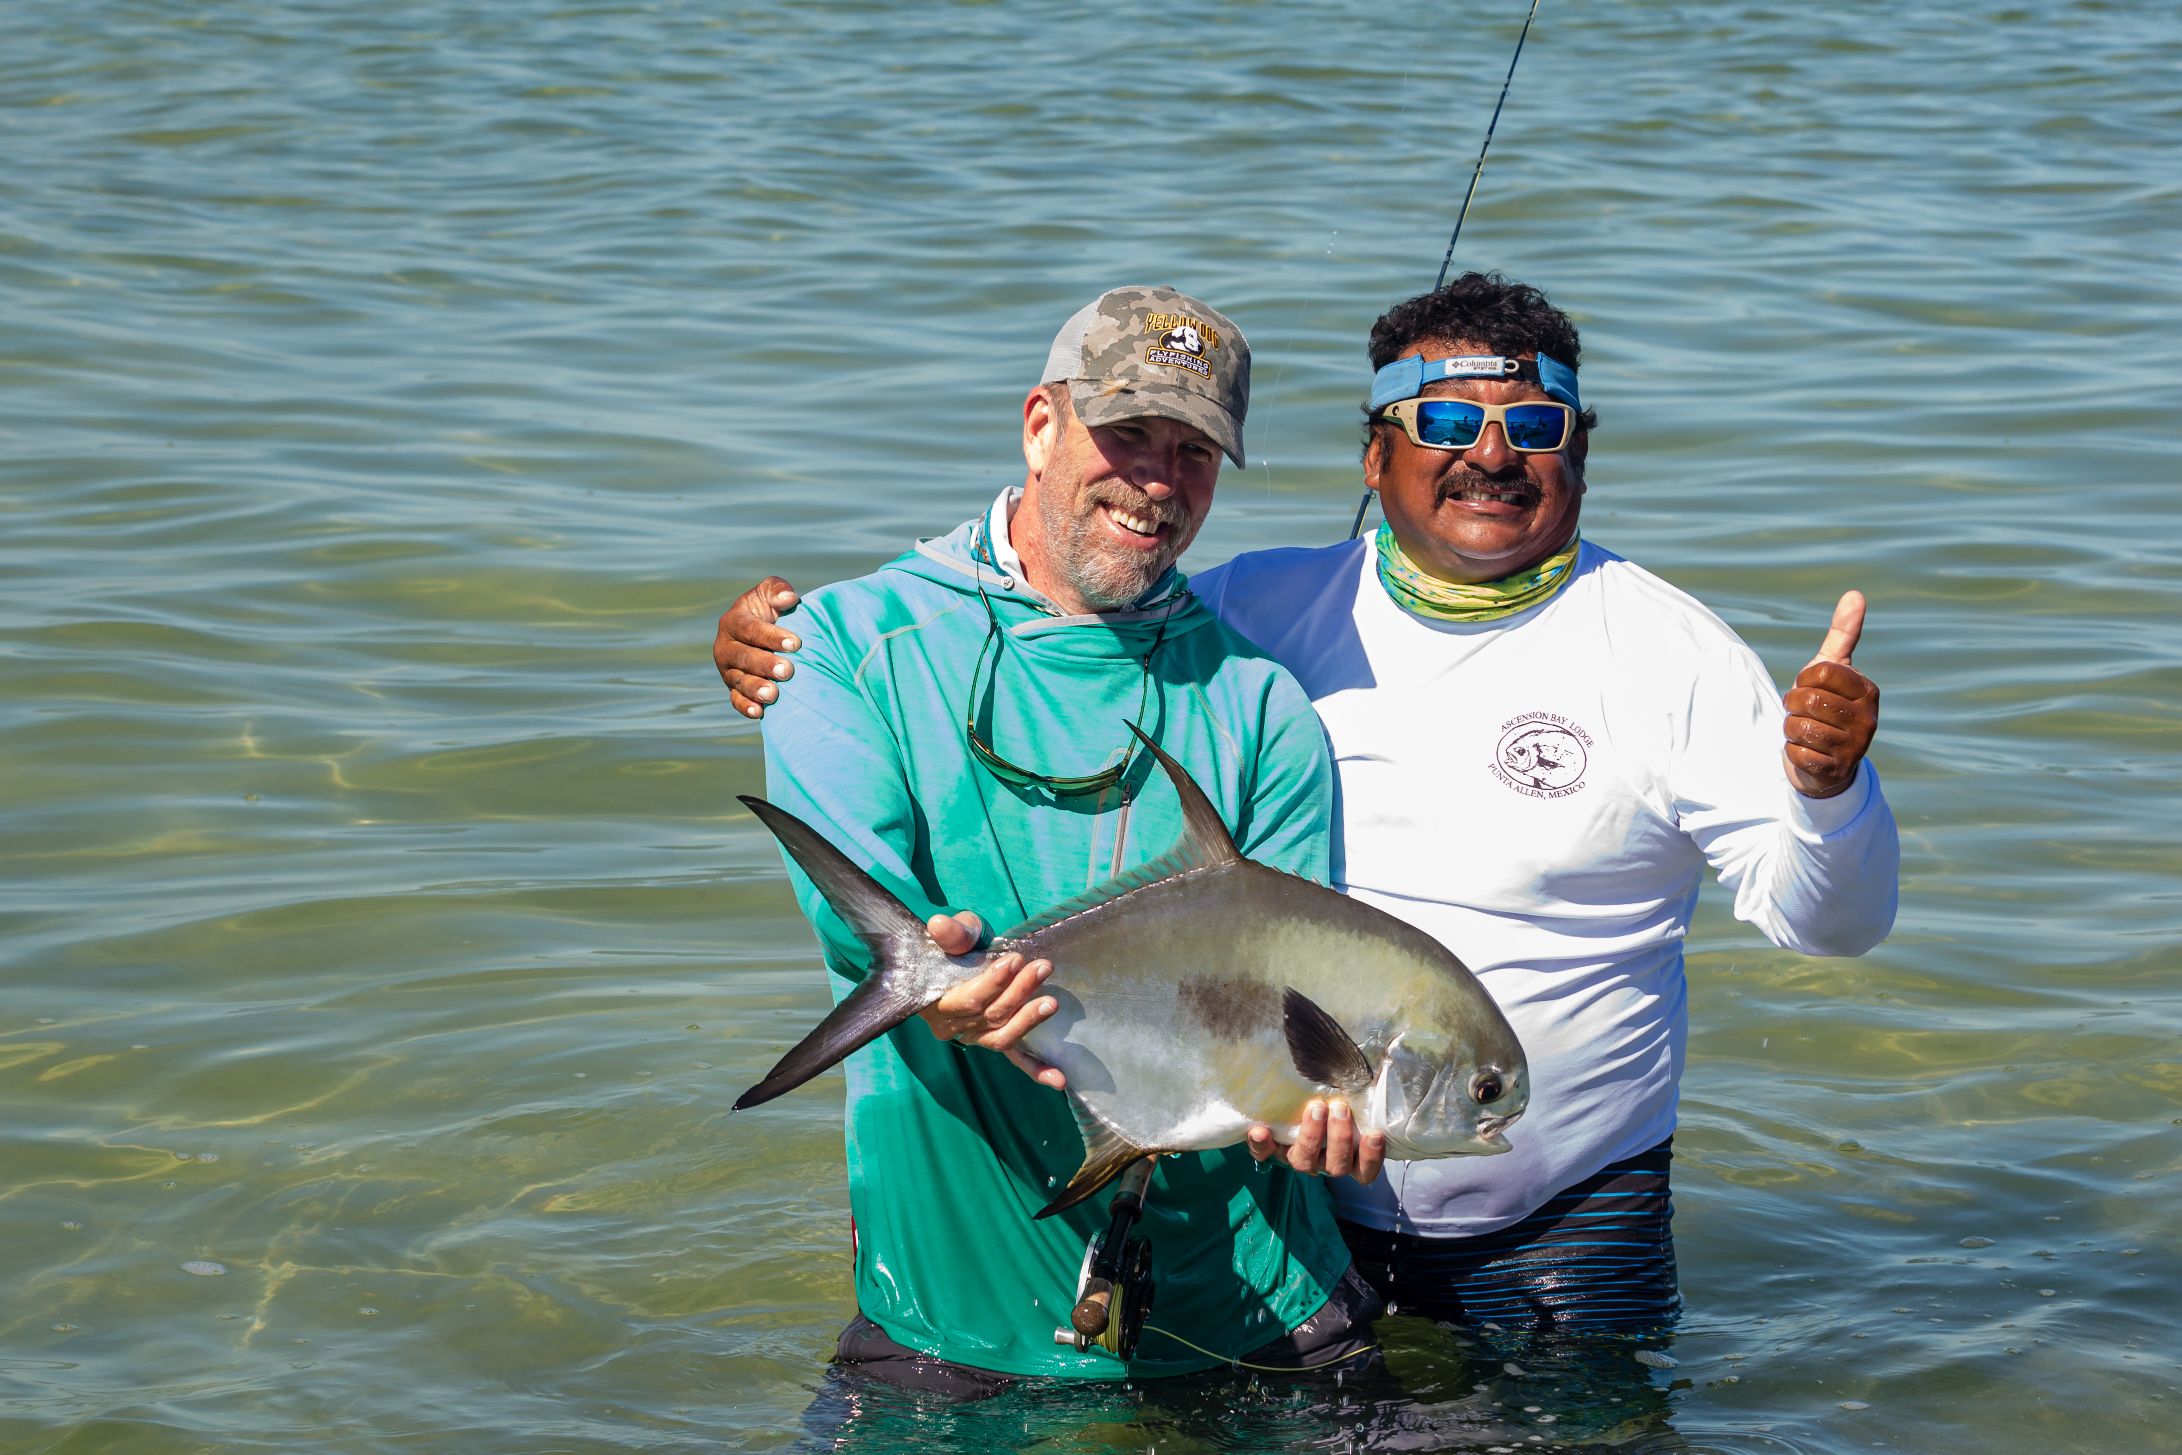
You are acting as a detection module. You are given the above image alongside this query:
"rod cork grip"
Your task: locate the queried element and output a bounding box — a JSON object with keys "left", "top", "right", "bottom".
{"left": 1071, "top": 1280, "right": 1114, "bottom": 1337}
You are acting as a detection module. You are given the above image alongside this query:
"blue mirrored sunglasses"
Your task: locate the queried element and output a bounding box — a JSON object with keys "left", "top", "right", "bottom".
{"left": 1377, "top": 397, "right": 1575, "bottom": 454}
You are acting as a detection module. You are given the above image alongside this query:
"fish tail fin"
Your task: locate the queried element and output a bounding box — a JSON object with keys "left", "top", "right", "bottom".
{"left": 1036, "top": 1101, "right": 1161, "bottom": 1220}
{"left": 734, "top": 794, "right": 948, "bottom": 1111}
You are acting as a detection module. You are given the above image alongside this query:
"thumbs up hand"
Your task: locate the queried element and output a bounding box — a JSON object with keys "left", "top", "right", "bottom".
{"left": 1782, "top": 591, "right": 1880, "bottom": 799}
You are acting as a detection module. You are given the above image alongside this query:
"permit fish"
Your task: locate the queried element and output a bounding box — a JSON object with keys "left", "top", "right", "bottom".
{"left": 736, "top": 724, "right": 1527, "bottom": 1218}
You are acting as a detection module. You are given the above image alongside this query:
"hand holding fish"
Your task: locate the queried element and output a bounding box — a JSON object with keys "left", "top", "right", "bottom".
{"left": 1783, "top": 591, "right": 1879, "bottom": 799}
{"left": 933, "top": 915, "right": 1386, "bottom": 1184}
{"left": 922, "top": 911, "right": 1067, "bottom": 1089}
{"left": 734, "top": 730, "right": 1526, "bottom": 1218}
{"left": 715, "top": 576, "right": 803, "bottom": 719}
{"left": 1247, "top": 1099, "right": 1387, "bottom": 1186}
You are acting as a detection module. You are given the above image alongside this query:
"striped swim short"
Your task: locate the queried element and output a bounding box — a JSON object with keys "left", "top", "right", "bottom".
{"left": 1337, "top": 1139, "right": 1678, "bottom": 1333}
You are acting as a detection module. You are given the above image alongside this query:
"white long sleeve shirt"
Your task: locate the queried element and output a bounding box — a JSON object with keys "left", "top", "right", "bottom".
{"left": 1193, "top": 538, "right": 1899, "bottom": 1235}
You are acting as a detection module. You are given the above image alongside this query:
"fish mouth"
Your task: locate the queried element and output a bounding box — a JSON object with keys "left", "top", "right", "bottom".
{"left": 1473, "top": 1112, "right": 1519, "bottom": 1152}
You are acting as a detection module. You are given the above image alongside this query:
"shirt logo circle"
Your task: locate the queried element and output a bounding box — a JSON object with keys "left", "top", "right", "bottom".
{"left": 1491, "top": 713, "right": 1594, "bottom": 798}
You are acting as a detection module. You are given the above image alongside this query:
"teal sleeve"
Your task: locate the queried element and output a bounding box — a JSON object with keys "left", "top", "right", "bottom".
{"left": 756, "top": 600, "right": 942, "bottom": 982}
{"left": 1230, "top": 669, "right": 1335, "bottom": 885}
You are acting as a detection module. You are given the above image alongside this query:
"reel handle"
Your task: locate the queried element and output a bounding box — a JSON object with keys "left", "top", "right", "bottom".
{"left": 1053, "top": 1156, "right": 1159, "bottom": 1355}
{"left": 1069, "top": 1278, "right": 1114, "bottom": 1337}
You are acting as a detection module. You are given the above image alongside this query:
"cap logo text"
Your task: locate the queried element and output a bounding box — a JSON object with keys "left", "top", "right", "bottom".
{"left": 1143, "top": 312, "right": 1220, "bottom": 351}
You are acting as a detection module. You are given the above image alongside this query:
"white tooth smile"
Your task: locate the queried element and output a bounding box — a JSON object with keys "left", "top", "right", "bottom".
{"left": 1109, "top": 507, "right": 1160, "bottom": 537}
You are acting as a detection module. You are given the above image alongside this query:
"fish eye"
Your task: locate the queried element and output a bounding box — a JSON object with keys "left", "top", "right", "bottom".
{"left": 1470, "top": 1071, "right": 1504, "bottom": 1105}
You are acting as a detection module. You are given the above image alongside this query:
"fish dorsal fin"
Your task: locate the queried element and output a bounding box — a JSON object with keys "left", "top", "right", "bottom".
{"left": 1001, "top": 725, "right": 1242, "bottom": 940}
{"left": 1282, "top": 987, "right": 1374, "bottom": 1097}
{"left": 1004, "top": 842, "right": 1203, "bottom": 938}
{"left": 1037, "top": 1098, "right": 1160, "bottom": 1220}
{"left": 1125, "top": 720, "right": 1242, "bottom": 869}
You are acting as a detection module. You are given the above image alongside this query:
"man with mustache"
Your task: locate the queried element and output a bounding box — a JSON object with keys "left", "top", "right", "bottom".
{"left": 736, "top": 285, "right": 1379, "bottom": 1394}
{"left": 719, "top": 272, "right": 1899, "bottom": 1335}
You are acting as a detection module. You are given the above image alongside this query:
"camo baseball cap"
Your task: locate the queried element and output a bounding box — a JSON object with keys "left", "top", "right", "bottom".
{"left": 1041, "top": 284, "right": 1251, "bottom": 467}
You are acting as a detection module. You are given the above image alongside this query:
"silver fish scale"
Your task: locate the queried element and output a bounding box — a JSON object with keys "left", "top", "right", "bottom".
{"left": 1002, "top": 858, "right": 1520, "bottom": 1153}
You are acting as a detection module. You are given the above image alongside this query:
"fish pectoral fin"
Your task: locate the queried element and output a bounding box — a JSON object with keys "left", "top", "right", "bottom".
{"left": 1037, "top": 1099, "right": 1161, "bottom": 1221}
{"left": 1003, "top": 725, "right": 1241, "bottom": 940}
{"left": 1281, "top": 987, "right": 1374, "bottom": 1097}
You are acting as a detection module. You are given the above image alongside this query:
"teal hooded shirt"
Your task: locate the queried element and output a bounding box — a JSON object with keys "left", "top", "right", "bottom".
{"left": 756, "top": 504, "right": 1350, "bottom": 1379}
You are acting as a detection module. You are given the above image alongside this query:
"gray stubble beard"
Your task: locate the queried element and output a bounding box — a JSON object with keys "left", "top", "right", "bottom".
{"left": 1036, "top": 485, "right": 1198, "bottom": 612}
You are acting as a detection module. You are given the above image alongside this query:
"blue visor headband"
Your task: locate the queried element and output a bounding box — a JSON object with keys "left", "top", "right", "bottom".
{"left": 1369, "top": 352, "right": 1580, "bottom": 413}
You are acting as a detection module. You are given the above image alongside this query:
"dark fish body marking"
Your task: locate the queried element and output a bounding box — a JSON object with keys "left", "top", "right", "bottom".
{"left": 1176, "top": 974, "right": 1280, "bottom": 1040}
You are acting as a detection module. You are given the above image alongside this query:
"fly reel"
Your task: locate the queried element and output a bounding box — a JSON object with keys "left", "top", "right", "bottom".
{"left": 1053, "top": 1157, "right": 1156, "bottom": 1359}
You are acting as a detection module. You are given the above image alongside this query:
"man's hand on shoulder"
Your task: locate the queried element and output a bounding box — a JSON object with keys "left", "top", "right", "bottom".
{"left": 714, "top": 576, "right": 805, "bottom": 719}
{"left": 1783, "top": 590, "right": 1880, "bottom": 799}
{"left": 1246, "top": 1100, "right": 1386, "bottom": 1187}
{"left": 918, "top": 911, "right": 1067, "bottom": 1090}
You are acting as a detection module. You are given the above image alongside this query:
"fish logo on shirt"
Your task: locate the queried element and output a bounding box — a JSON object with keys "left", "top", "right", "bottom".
{"left": 1491, "top": 714, "right": 1593, "bottom": 798}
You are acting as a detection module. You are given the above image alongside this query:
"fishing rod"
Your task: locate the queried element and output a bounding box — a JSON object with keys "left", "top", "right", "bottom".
{"left": 1349, "top": 0, "right": 1544, "bottom": 541}
{"left": 1435, "top": 0, "right": 1542, "bottom": 293}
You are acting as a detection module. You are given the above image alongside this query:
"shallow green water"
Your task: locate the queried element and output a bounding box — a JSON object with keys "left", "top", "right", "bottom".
{"left": 4, "top": 2, "right": 2179, "bottom": 1451}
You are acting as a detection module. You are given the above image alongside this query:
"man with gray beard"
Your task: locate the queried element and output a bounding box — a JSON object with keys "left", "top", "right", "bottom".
{"left": 730, "top": 284, "right": 1377, "bottom": 1391}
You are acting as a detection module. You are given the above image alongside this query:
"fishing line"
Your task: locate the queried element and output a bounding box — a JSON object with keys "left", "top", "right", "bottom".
{"left": 1349, "top": 0, "right": 1545, "bottom": 541}
{"left": 1142, "top": 1322, "right": 1381, "bottom": 1374}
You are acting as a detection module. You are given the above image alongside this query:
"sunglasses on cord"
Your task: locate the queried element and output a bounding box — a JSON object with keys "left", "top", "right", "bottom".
{"left": 964, "top": 583, "right": 1170, "bottom": 796}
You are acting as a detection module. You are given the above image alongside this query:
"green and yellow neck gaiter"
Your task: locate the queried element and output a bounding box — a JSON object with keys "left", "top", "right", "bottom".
{"left": 1373, "top": 521, "right": 1580, "bottom": 623}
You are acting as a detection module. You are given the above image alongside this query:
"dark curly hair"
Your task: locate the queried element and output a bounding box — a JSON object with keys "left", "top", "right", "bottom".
{"left": 1364, "top": 271, "right": 1599, "bottom": 442}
